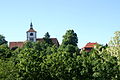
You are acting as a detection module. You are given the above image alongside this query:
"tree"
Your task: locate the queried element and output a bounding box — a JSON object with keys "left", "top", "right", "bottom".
{"left": 91, "top": 49, "right": 119, "bottom": 79}
{"left": 1, "top": 29, "right": 120, "bottom": 79}
{"left": 43, "top": 32, "right": 53, "bottom": 45}
{"left": 0, "top": 34, "right": 7, "bottom": 45}
{"left": 80, "top": 45, "right": 120, "bottom": 79}
{"left": 0, "top": 59, "right": 18, "bottom": 80}
{"left": 108, "top": 31, "right": 120, "bottom": 57}
{"left": 23, "top": 41, "right": 34, "bottom": 48}
{"left": 15, "top": 40, "right": 58, "bottom": 79}
{"left": 16, "top": 48, "right": 43, "bottom": 80}
{"left": 62, "top": 30, "right": 78, "bottom": 46}
{"left": 44, "top": 32, "right": 50, "bottom": 39}
{"left": 59, "top": 30, "right": 79, "bottom": 54}
{"left": 109, "top": 31, "right": 120, "bottom": 47}
{"left": 0, "top": 44, "right": 11, "bottom": 59}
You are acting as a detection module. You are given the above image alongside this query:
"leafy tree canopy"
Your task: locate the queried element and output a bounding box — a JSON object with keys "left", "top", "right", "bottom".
{"left": 43, "top": 32, "right": 53, "bottom": 46}
{"left": 59, "top": 30, "right": 79, "bottom": 54}
{"left": 108, "top": 31, "right": 120, "bottom": 57}
{"left": 0, "top": 34, "right": 7, "bottom": 45}
{"left": 62, "top": 30, "right": 78, "bottom": 46}
{"left": 0, "top": 30, "right": 120, "bottom": 80}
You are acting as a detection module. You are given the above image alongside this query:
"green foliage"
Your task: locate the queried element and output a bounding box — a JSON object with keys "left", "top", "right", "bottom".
{"left": 44, "top": 32, "right": 50, "bottom": 39}
{"left": 0, "top": 30, "right": 120, "bottom": 80}
{"left": 109, "top": 31, "right": 120, "bottom": 47}
{"left": 65, "top": 44, "right": 79, "bottom": 54}
{"left": 62, "top": 30, "right": 78, "bottom": 46}
{"left": 59, "top": 30, "right": 79, "bottom": 54}
{"left": 108, "top": 31, "right": 120, "bottom": 58}
{"left": 0, "top": 44, "right": 11, "bottom": 59}
{"left": 16, "top": 48, "right": 43, "bottom": 79}
{"left": 23, "top": 41, "right": 34, "bottom": 48}
{"left": 43, "top": 32, "right": 53, "bottom": 46}
{"left": 0, "top": 35, "right": 7, "bottom": 45}
{"left": 13, "top": 40, "right": 58, "bottom": 79}
{"left": 0, "top": 59, "right": 18, "bottom": 80}
{"left": 91, "top": 48, "right": 119, "bottom": 79}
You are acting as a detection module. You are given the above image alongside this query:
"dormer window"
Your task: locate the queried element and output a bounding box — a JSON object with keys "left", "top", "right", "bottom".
{"left": 30, "top": 33, "right": 33, "bottom": 36}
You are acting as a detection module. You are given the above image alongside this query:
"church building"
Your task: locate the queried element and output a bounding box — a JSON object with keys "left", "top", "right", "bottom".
{"left": 9, "top": 23, "right": 59, "bottom": 48}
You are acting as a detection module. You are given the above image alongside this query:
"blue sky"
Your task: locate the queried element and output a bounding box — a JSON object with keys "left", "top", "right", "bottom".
{"left": 0, "top": 0, "right": 120, "bottom": 48}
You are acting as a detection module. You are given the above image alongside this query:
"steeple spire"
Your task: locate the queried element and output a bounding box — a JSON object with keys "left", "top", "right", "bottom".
{"left": 30, "top": 22, "right": 33, "bottom": 29}
{"left": 27, "top": 22, "right": 37, "bottom": 42}
{"left": 27, "top": 22, "right": 36, "bottom": 32}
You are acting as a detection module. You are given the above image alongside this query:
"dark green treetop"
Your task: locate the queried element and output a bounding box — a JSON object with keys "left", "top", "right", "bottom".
{"left": 43, "top": 32, "right": 53, "bottom": 46}
{"left": 59, "top": 30, "right": 79, "bottom": 54}
{"left": 62, "top": 30, "right": 78, "bottom": 46}
{"left": 0, "top": 34, "right": 7, "bottom": 45}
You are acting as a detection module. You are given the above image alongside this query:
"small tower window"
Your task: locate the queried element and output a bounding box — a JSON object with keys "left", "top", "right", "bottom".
{"left": 30, "top": 33, "right": 33, "bottom": 36}
{"left": 30, "top": 38, "right": 34, "bottom": 41}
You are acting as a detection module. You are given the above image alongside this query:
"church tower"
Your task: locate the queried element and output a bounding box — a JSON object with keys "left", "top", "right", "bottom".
{"left": 26, "top": 22, "right": 37, "bottom": 42}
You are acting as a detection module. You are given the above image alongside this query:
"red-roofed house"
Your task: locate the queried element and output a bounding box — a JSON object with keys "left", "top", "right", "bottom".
{"left": 83, "top": 42, "right": 97, "bottom": 52}
{"left": 9, "top": 22, "right": 59, "bottom": 48}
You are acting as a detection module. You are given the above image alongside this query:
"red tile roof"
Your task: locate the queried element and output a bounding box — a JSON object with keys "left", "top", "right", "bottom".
{"left": 9, "top": 38, "right": 59, "bottom": 48}
{"left": 9, "top": 42, "right": 24, "bottom": 49}
{"left": 84, "top": 42, "right": 97, "bottom": 48}
{"left": 27, "top": 28, "right": 36, "bottom": 32}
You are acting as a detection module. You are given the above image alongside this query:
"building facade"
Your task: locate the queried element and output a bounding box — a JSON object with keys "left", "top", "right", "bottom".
{"left": 9, "top": 23, "right": 59, "bottom": 48}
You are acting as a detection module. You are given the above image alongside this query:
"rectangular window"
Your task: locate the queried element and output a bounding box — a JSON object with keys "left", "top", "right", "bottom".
{"left": 30, "top": 38, "right": 34, "bottom": 41}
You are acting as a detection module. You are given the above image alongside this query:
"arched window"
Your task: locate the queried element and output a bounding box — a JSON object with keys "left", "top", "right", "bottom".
{"left": 30, "top": 33, "right": 33, "bottom": 36}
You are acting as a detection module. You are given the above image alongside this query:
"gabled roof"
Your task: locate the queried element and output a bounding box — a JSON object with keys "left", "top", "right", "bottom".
{"left": 84, "top": 42, "right": 97, "bottom": 48}
{"left": 9, "top": 42, "right": 24, "bottom": 49}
